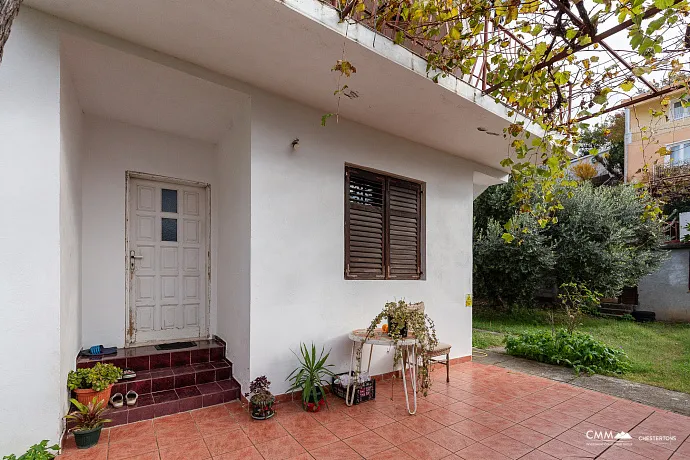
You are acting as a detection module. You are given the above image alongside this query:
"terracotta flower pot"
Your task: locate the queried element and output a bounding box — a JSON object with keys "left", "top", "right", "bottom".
{"left": 73, "top": 384, "right": 113, "bottom": 407}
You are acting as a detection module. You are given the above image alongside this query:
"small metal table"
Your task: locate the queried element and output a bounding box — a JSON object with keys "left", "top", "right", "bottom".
{"left": 346, "top": 328, "right": 418, "bottom": 414}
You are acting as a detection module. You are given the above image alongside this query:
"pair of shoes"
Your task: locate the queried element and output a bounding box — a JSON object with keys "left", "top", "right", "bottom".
{"left": 110, "top": 391, "right": 138, "bottom": 408}
{"left": 120, "top": 368, "right": 137, "bottom": 380}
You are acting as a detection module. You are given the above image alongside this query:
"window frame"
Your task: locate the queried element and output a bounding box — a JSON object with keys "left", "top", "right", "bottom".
{"left": 344, "top": 165, "right": 425, "bottom": 281}
{"left": 670, "top": 99, "right": 690, "bottom": 121}
{"left": 665, "top": 140, "right": 690, "bottom": 165}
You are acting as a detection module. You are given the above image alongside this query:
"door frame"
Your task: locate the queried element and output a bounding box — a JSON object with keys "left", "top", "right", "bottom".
{"left": 124, "top": 171, "right": 212, "bottom": 347}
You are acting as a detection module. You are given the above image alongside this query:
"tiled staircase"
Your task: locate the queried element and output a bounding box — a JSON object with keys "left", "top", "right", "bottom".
{"left": 76, "top": 338, "right": 241, "bottom": 426}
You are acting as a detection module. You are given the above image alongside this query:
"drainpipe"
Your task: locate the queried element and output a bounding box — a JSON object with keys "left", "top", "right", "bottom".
{"left": 624, "top": 108, "right": 631, "bottom": 183}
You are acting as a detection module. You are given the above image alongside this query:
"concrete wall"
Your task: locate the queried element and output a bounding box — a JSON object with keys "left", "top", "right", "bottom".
{"left": 0, "top": 8, "right": 63, "bottom": 455}
{"left": 59, "top": 53, "right": 84, "bottom": 438}
{"left": 216, "top": 103, "right": 252, "bottom": 392}
{"left": 249, "top": 91, "right": 475, "bottom": 394}
{"left": 638, "top": 248, "right": 690, "bottom": 322}
{"left": 81, "top": 116, "right": 219, "bottom": 347}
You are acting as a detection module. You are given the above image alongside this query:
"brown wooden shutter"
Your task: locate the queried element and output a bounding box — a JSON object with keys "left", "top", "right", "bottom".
{"left": 345, "top": 168, "right": 386, "bottom": 279}
{"left": 387, "top": 178, "right": 422, "bottom": 279}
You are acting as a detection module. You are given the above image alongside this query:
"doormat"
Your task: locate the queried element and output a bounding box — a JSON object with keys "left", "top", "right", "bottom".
{"left": 155, "top": 341, "right": 197, "bottom": 351}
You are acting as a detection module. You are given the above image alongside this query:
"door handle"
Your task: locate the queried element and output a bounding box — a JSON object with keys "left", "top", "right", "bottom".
{"left": 129, "top": 250, "right": 143, "bottom": 270}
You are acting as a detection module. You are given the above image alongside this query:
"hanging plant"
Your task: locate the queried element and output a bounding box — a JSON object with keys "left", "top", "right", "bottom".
{"left": 360, "top": 300, "right": 438, "bottom": 395}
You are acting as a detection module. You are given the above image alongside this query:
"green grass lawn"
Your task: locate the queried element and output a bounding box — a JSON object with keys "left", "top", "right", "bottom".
{"left": 473, "top": 307, "right": 690, "bottom": 394}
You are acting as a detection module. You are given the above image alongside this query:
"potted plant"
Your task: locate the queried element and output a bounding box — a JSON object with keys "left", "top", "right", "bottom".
{"left": 246, "top": 376, "right": 275, "bottom": 420}
{"left": 2, "top": 440, "right": 60, "bottom": 460}
{"left": 67, "top": 363, "right": 122, "bottom": 406}
{"left": 364, "top": 300, "right": 438, "bottom": 395}
{"left": 64, "top": 397, "right": 111, "bottom": 449}
{"left": 286, "top": 343, "right": 335, "bottom": 412}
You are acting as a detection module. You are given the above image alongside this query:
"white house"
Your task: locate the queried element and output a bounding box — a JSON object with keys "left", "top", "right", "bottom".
{"left": 0, "top": 0, "right": 516, "bottom": 454}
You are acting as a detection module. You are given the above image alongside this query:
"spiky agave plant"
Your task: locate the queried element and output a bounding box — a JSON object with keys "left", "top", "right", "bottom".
{"left": 286, "top": 343, "right": 335, "bottom": 411}
{"left": 65, "top": 397, "right": 111, "bottom": 431}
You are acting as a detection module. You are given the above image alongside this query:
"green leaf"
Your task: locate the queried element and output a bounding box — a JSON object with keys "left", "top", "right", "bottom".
{"left": 501, "top": 232, "right": 515, "bottom": 243}
{"left": 620, "top": 79, "right": 635, "bottom": 91}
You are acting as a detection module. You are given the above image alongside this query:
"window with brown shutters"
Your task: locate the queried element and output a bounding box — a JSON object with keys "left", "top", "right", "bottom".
{"left": 345, "top": 166, "right": 424, "bottom": 280}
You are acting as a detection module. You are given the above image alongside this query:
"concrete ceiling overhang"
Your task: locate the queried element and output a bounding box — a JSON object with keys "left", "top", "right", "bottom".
{"left": 28, "top": 0, "right": 523, "bottom": 169}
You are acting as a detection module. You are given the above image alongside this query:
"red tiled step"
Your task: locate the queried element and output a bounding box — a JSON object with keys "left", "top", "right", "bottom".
{"left": 110, "top": 361, "right": 233, "bottom": 395}
{"left": 76, "top": 338, "right": 226, "bottom": 370}
{"left": 106, "top": 379, "right": 241, "bottom": 426}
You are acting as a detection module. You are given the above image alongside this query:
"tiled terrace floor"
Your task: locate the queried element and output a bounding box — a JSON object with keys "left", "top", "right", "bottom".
{"left": 58, "top": 362, "right": 690, "bottom": 459}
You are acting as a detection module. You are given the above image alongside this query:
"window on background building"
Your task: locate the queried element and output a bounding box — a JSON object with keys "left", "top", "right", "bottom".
{"left": 671, "top": 101, "right": 690, "bottom": 120}
{"left": 344, "top": 166, "right": 425, "bottom": 280}
{"left": 669, "top": 141, "right": 690, "bottom": 165}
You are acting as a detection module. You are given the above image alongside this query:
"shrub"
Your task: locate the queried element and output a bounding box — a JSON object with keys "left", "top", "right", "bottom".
{"left": 67, "top": 363, "right": 122, "bottom": 391}
{"left": 3, "top": 441, "right": 59, "bottom": 460}
{"left": 557, "top": 282, "right": 602, "bottom": 332}
{"left": 473, "top": 213, "right": 555, "bottom": 309}
{"left": 505, "top": 329, "right": 630, "bottom": 374}
{"left": 572, "top": 162, "right": 598, "bottom": 181}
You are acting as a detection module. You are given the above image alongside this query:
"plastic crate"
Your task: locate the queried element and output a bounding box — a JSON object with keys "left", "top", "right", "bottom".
{"left": 331, "top": 372, "right": 376, "bottom": 404}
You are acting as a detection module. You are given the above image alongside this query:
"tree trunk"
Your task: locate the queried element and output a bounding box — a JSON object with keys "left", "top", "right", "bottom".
{"left": 0, "top": 0, "right": 23, "bottom": 65}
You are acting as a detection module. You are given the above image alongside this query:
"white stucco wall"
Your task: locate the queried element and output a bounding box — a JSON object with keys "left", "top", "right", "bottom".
{"left": 59, "top": 54, "right": 84, "bottom": 438}
{"left": 0, "top": 8, "right": 63, "bottom": 455}
{"left": 81, "top": 116, "right": 219, "bottom": 347}
{"left": 249, "top": 92, "right": 475, "bottom": 394}
{"left": 216, "top": 104, "right": 252, "bottom": 392}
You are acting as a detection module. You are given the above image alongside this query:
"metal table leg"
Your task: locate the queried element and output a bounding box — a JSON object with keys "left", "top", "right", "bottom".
{"left": 401, "top": 345, "right": 418, "bottom": 415}
{"left": 345, "top": 340, "right": 357, "bottom": 406}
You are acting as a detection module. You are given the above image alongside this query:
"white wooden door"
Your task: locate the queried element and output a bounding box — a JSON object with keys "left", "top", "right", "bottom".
{"left": 128, "top": 177, "right": 208, "bottom": 345}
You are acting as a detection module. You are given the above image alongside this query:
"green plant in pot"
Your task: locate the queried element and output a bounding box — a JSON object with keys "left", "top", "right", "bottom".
{"left": 2, "top": 440, "right": 60, "bottom": 460}
{"left": 246, "top": 376, "right": 275, "bottom": 420}
{"left": 67, "top": 363, "right": 122, "bottom": 407}
{"left": 286, "top": 343, "right": 335, "bottom": 412}
{"left": 64, "top": 397, "right": 111, "bottom": 449}
{"left": 364, "top": 300, "right": 438, "bottom": 395}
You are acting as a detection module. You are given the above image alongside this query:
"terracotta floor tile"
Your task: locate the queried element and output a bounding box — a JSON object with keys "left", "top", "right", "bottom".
{"left": 555, "top": 428, "right": 610, "bottom": 456}
{"left": 446, "top": 401, "right": 489, "bottom": 418}
{"left": 309, "top": 440, "right": 361, "bottom": 460}
{"left": 324, "top": 417, "right": 368, "bottom": 439}
{"left": 519, "top": 416, "right": 569, "bottom": 438}
{"left": 449, "top": 419, "right": 499, "bottom": 441}
{"left": 278, "top": 413, "right": 322, "bottom": 434}
{"left": 224, "top": 401, "right": 247, "bottom": 417}
{"left": 374, "top": 421, "right": 423, "bottom": 445}
{"left": 454, "top": 442, "right": 511, "bottom": 460}
{"left": 203, "top": 430, "right": 253, "bottom": 456}
{"left": 212, "top": 445, "right": 264, "bottom": 460}
{"left": 190, "top": 405, "right": 229, "bottom": 421}
{"left": 616, "top": 438, "right": 674, "bottom": 460}
{"left": 538, "top": 439, "right": 596, "bottom": 459}
{"left": 598, "top": 445, "right": 650, "bottom": 460}
{"left": 398, "top": 436, "right": 452, "bottom": 460}
{"left": 158, "top": 439, "right": 211, "bottom": 460}
{"left": 155, "top": 425, "right": 201, "bottom": 447}
{"left": 241, "top": 419, "right": 289, "bottom": 444}
{"left": 423, "top": 408, "right": 465, "bottom": 426}
{"left": 339, "top": 431, "right": 390, "bottom": 457}
{"left": 534, "top": 409, "right": 582, "bottom": 429}
{"left": 311, "top": 407, "right": 348, "bottom": 425}
{"left": 468, "top": 411, "right": 515, "bottom": 431}
{"left": 399, "top": 414, "right": 445, "bottom": 435}
{"left": 117, "top": 452, "right": 159, "bottom": 460}
{"left": 479, "top": 433, "right": 534, "bottom": 459}
{"left": 107, "top": 438, "right": 159, "bottom": 460}
{"left": 352, "top": 410, "right": 395, "bottom": 429}
{"left": 109, "top": 421, "right": 155, "bottom": 444}
{"left": 154, "top": 413, "right": 194, "bottom": 431}
{"left": 424, "top": 426, "right": 475, "bottom": 453}
{"left": 291, "top": 425, "right": 340, "bottom": 451}
{"left": 366, "top": 446, "right": 414, "bottom": 460}
{"left": 255, "top": 435, "right": 307, "bottom": 460}
{"left": 518, "top": 450, "right": 559, "bottom": 460}
{"left": 194, "top": 414, "right": 240, "bottom": 437}
{"left": 56, "top": 444, "right": 108, "bottom": 460}
{"left": 501, "top": 423, "right": 551, "bottom": 448}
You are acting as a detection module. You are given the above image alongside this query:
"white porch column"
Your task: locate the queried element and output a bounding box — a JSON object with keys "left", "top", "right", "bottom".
{"left": 0, "top": 8, "right": 63, "bottom": 455}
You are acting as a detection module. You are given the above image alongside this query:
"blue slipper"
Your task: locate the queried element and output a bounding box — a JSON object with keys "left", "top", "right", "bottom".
{"left": 80, "top": 345, "right": 118, "bottom": 357}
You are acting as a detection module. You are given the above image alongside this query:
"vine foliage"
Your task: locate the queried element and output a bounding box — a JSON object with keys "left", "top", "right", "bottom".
{"left": 328, "top": 0, "right": 689, "bottom": 230}
{"left": 359, "top": 300, "right": 438, "bottom": 395}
